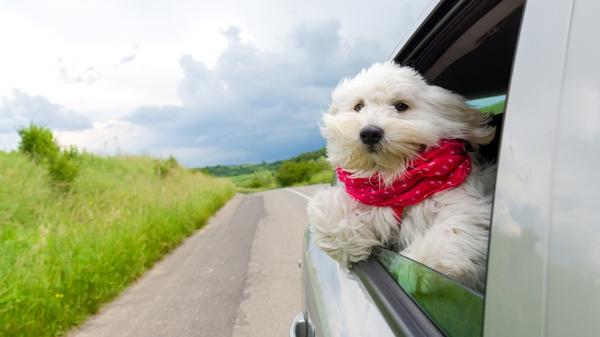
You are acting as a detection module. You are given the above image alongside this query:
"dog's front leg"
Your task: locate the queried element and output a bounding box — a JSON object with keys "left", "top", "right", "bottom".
{"left": 307, "top": 187, "right": 386, "bottom": 267}
{"left": 400, "top": 222, "right": 489, "bottom": 291}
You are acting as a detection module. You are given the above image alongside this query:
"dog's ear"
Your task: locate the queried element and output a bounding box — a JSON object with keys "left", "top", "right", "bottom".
{"left": 462, "top": 108, "right": 496, "bottom": 146}
{"left": 427, "top": 85, "right": 496, "bottom": 146}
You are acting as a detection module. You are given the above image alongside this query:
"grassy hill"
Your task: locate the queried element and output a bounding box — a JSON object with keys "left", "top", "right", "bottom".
{"left": 0, "top": 150, "right": 235, "bottom": 336}
{"left": 199, "top": 148, "right": 332, "bottom": 192}
{"left": 199, "top": 148, "right": 326, "bottom": 177}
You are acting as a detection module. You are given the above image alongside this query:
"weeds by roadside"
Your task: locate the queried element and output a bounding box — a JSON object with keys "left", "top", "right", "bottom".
{"left": 18, "top": 124, "right": 81, "bottom": 190}
{"left": 155, "top": 155, "right": 180, "bottom": 178}
{"left": 0, "top": 127, "right": 235, "bottom": 336}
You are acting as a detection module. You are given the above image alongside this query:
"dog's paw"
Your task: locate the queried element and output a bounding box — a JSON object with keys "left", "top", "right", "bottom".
{"left": 311, "top": 221, "right": 380, "bottom": 267}
{"left": 308, "top": 188, "right": 380, "bottom": 267}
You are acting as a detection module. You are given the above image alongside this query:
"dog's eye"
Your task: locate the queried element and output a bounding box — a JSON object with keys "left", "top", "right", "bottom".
{"left": 394, "top": 102, "right": 409, "bottom": 112}
{"left": 354, "top": 102, "right": 364, "bottom": 112}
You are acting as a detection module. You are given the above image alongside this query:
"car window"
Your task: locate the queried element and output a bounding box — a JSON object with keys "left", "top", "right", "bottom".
{"left": 375, "top": 248, "right": 484, "bottom": 337}
{"left": 373, "top": 1, "right": 524, "bottom": 336}
{"left": 373, "top": 93, "right": 507, "bottom": 337}
{"left": 468, "top": 95, "right": 506, "bottom": 115}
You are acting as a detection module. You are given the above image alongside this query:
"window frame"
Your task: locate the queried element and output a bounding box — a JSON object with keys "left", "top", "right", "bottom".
{"left": 354, "top": 258, "right": 445, "bottom": 337}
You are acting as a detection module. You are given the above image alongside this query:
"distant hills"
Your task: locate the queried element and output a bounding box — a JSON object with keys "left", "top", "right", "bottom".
{"left": 198, "top": 148, "right": 326, "bottom": 177}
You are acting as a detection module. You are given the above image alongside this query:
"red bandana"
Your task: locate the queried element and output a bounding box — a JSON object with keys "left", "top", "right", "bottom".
{"left": 336, "top": 139, "right": 471, "bottom": 222}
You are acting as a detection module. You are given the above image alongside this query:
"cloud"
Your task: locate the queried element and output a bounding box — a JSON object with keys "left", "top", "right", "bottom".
{"left": 55, "top": 119, "right": 152, "bottom": 156}
{"left": 56, "top": 57, "right": 102, "bottom": 84}
{"left": 0, "top": 89, "right": 92, "bottom": 132}
{"left": 127, "top": 19, "right": 385, "bottom": 166}
{"left": 115, "top": 45, "right": 139, "bottom": 68}
{"left": 56, "top": 44, "right": 139, "bottom": 85}
{"left": 221, "top": 26, "right": 242, "bottom": 44}
{"left": 118, "top": 54, "right": 136, "bottom": 66}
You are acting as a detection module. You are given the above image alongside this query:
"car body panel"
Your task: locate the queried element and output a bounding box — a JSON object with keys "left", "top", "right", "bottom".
{"left": 545, "top": 1, "right": 600, "bottom": 335}
{"left": 303, "top": 231, "right": 396, "bottom": 337}
{"left": 484, "top": 0, "right": 579, "bottom": 336}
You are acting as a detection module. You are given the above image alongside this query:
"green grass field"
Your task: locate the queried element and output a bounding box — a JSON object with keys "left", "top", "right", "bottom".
{"left": 226, "top": 165, "right": 333, "bottom": 193}
{"left": 0, "top": 151, "right": 235, "bottom": 336}
{"left": 200, "top": 149, "right": 334, "bottom": 193}
{"left": 227, "top": 170, "right": 279, "bottom": 193}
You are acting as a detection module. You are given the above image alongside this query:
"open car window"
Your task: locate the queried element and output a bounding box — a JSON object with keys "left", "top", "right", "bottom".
{"left": 367, "top": 1, "right": 525, "bottom": 337}
{"left": 372, "top": 93, "right": 508, "bottom": 337}
{"left": 469, "top": 95, "right": 506, "bottom": 115}
{"left": 373, "top": 93, "right": 509, "bottom": 337}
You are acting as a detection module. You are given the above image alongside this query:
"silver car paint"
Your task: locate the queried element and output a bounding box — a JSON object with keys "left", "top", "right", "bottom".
{"left": 485, "top": 0, "right": 600, "bottom": 336}
{"left": 303, "top": 231, "right": 396, "bottom": 337}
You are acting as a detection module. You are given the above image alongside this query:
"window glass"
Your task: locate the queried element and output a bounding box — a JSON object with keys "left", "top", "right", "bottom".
{"left": 374, "top": 93, "right": 505, "bottom": 337}
{"left": 375, "top": 248, "right": 484, "bottom": 337}
{"left": 371, "top": 1, "right": 523, "bottom": 335}
{"left": 373, "top": 91, "right": 508, "bottom": 337}
{"left": 468, "top": 95, "right": 506, "bottom": 114}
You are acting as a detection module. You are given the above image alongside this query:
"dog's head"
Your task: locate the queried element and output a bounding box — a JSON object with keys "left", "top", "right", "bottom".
{"left": 321, "top": 62, "right": 495, "bottom": 182}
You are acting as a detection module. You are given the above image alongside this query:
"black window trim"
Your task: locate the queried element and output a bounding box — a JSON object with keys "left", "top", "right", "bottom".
{"left": 393, "top": 0, "right": 504, "bottom": 75}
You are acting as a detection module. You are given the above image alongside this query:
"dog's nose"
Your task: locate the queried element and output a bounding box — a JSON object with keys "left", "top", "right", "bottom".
{"left": 359, "top": 126, "right": 384, "bottom": 146}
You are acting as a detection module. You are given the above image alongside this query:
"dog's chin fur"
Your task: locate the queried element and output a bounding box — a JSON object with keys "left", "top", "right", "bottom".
{"left": 308, "top": 62, "right": 496, "bottom": 291}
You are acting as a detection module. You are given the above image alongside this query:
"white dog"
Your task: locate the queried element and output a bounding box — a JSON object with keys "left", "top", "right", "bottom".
{"left": 307, "top": 62, "right": 496, "bottom": 291}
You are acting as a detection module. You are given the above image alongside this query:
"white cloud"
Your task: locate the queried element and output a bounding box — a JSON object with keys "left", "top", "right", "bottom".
{"left": 55, "top": 120, "right": 152, "bottom": 155}
{"left": 126, "top": 20, "right": 384, "bottom": 166}
{"left": 0, "top": 0, "right": 430, "bottom": 165}
{"left": 0, "top": 89, "right": 92, "bottom": 132}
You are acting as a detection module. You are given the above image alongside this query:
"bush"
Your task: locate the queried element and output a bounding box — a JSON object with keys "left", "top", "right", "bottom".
{"left": 155, "top": 155, "right": 180, "bottom": 178}
{"left": 48, "top": 151, "right": 80, "bottom": 188}
{"left": 18, "top": 124, "right": 59, "bottom": 162}
{"left": 17, "top": 124, "right": 81, "bottom": 189}
{"left": 242, "top": 171, "right": 276, "bottom": 188}
{"left": 276, "top": 159, "right": 330, "bottom": 186}
{"left": 308, "top": 169, "right": 335, "bottom": 184}
{"left": 227, "top": 170, "right": 277, "bottom": 192}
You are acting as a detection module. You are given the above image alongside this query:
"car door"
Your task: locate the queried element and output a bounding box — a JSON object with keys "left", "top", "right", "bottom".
{"left": 484, "top": 0, "right": 600, "bottom": 336}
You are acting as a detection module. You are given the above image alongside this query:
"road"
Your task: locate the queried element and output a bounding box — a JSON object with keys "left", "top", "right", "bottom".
{"left": 69, "top": 185, "right": 323, "bottom": 337}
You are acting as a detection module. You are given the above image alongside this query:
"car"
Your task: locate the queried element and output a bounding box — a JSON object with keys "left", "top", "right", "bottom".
{"left": 290, "top": 0, "right": 600, "bottom": 336}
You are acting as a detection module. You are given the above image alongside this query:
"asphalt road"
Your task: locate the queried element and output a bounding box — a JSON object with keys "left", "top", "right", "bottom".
{"left": 69, "top": 184, "right": 322, "bottom": 337}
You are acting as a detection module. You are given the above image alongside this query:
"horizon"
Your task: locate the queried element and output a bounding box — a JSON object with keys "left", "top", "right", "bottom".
{"left": 2, "top": 122, "right": 326, "bottom": 168}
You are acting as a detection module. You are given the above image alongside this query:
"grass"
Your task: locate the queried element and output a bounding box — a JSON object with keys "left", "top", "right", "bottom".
{"left": 200, "top": 148, "right": 326, "bottom": 177}
{"left": 0, "top": 151, "right": 235, "bottom": 337}
{"left": 306, "top": 169, "right": 334, "bottom": 185}
{"left": 228, "top": 170, "right": 279, "bottom": 193}
{"left": 226, "top": 164, "right": 333, "bottom": 193}
{"left": 478, "top": 100, "right": 505, "bottom": 115}
{"left": 227, "top": 166, "right": 334, "bottom": 193}
{"left": 198, "top": 148, "right": 332, "bottom": 192}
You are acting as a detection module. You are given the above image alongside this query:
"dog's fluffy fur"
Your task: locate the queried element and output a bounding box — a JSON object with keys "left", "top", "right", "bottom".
{"left": 308, "top": 62, "right": 496, "bottom": 291}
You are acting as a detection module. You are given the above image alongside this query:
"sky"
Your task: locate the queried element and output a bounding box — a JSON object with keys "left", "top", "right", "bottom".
{"left": 0, "top": 0, "right": 432, "bottom": 167}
